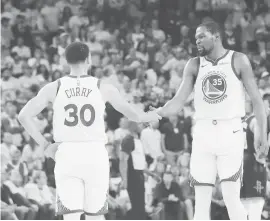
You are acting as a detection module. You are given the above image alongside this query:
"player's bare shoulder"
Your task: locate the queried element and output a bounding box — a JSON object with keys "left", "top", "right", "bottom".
{"left": 38, "top": 79, "right": 61, "bottom": 103}
{"left": 232, "top": 51, "right": 252, "bottom": 78}
{"left": 183, "top": 57, "right": 200, "bottom": 83}
{"left": 98, "top": 80, "right": 116, "bottom": 103}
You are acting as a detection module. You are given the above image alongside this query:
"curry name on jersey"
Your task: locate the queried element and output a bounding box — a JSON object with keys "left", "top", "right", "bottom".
{"left": 194, "top": 50, "right": 246, "bottom": 120}
{"left": 53, "top": 76, "right": 106, "bottom": 142}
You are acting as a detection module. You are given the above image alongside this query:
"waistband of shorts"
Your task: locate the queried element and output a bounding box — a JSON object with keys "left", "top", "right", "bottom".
{"left": 55, "top": 140, "right": 106, "bottom": 144}
{"left": 195, "top": 117, "right": 242, "bottom": 125}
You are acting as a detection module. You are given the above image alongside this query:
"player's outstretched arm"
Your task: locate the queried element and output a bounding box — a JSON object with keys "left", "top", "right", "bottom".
{"left": 235, "top": 52, "right": 268, "bottom": 153}
{"left": 99, "top": 82, "right": 161, "bottom": 122}
{"left": 18, "top": 81, "right": 58, "bottom": 147}
{"left": 156, "top": 58, "right": 198, "bottom": 118}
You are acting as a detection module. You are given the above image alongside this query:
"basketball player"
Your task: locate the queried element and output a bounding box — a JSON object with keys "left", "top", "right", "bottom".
{"left": 240, "top": 94, "right": 270, "bottom": 220}
{"left": 153, "top": 21, "right": 268, "bottom": 220}
{"left": 18, "top": 42, "right": 161, "bottom": 220}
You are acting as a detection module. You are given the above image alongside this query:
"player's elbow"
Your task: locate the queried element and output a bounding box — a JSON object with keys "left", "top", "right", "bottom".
{"left": 18, "top": 110, "right": 28, "bottom": 124}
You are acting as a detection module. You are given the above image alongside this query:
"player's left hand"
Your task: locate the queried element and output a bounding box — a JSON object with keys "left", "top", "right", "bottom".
{"left": 141, "top": 110, "right": 161, "bottom": 123}
{"left": 254, "top": 136, "right": 269, "bottom": 164}
{"left": 44, "top": 142, "right": 61, "bottom": 161}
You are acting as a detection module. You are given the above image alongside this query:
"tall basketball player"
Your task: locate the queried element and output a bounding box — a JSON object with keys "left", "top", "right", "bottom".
{"left": 241, "top": 94, "right": 270, "bottom": 220}
{"left": 154, "top": 21, "right": 268, "bottom": 220}
{"left": 18, "top": 42, "right": 161, "bottom": 220}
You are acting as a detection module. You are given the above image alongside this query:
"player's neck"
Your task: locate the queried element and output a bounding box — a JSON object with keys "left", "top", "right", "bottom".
{"left": 206, "top": 46, "right": 227, "bottom": 62}
{"left": 70, "top": 67, "right": 87, "bottom": 77}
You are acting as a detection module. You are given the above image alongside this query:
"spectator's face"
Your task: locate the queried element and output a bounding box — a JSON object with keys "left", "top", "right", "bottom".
{"left": 188, "top": 12, "right": 195, "bottom": 20}
{"left": 2, "top": 69, "right": 11, "bottom": 80}
{"left": 2, "top": 18, "right": 9, "bottom": 27}
{"left": 99, "top": 21, "right": 105, "bottom": 30}
{"left": 163, "top": 173, "right": 173, "bottom": 185}
{"left": 195, "top": 26, "right": 216, "bottom": 56}
{"left": 10, "top": 170, "right": 23, "bottom": 186}
{"left": 47, "top": 0, "right": 54, "bottom": 6}
{"left": 161, "top": 43, "right": 168, "bottom": 53}
{"left": 259, "top": 78, "right": 267, "bottom": 88}
{"left": 63, "top": 6, "right": 72, "bottom": 16}
{"left": 79, "top": 8, "right": 85, "bottom": 17}
{"left": 87, "top": 31, "right": 96, "bottom": 42}
{"left": 145, "top": 28, "right": 153, "bottom": 38}
{"left": 151, "top": 20, "right": 158, "bottom": 29}
{"left": 119, "top": 118, "right": 129, "bottom": 129}
{"left": 95, "top": 68, "right": 103, "bottom": 79}
{"left": 169, "top": 114, "right": 178, "bottom": 123}
{"left": 134, "top": 24, "right": 141, "bottom": 33}
{"left": 37, "top": 172, "right": 47, "bottom": 186}
{"left": 22, "top": 64, "right": 32, "bottom": 76}
{"left": 151, "top": 121, "right": 159, "bottom": 129}
{"left": 129, "top": 48, "right": 136, "bottom": 57}
{"left": 138, "top": 81, "right": 146, "bottom": 90}
{"left": 138, "top": 42, "right": 146, "bottom": 52}
{"left": 128, "top": 121, "right": 141, "bottom": 134}
{"left": 136, "top": 67, "right": 144, "bottom": 78}
{"left": 1, "top": 167, "right": 9, "bottom": 184}
{"left": 3, "top": 133, "right": 13, "bottom": 144}
{"left": 53, "top": 70, "right": 62, "bottom": 80}
{"left": 157, "top": 76, "right": 165, "bottom": 87}
{"left": 264, "top": 99, "right": 270, "bottom": 113}
{"left": 39, "top": 65, "right": 47, "bottom": 74}
{"left": 156, "top": 162, "right": 165, "bottom": 173}
{"left": 123, "top": 80, "right": 131, "bottom": 91}
{"left": 225, "top": 22, "right": 233, "bottom": 31}
{"left": 17, "top": 37, "right": 24, "bottom": 46}
{"left": 181, "top": 26, "right": 189, "bottom": 37}
{"left": 171, "top": 166, "right": 180, "bottom": 177}
{"left": 5, "top": 102, "right": 17, "bottom": 117}
{"left": 53, "top": 54, "right": 60, "bottom": 63}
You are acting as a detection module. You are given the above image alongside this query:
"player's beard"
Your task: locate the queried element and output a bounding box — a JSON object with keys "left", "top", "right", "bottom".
{"left": 197, "top": 47, "right": 209, "bottom": 56}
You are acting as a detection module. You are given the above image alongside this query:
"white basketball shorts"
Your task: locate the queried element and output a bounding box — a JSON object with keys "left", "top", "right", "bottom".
{"left": 54, "top": 141, "right": 109, "bottom": 216}
{"left": 190, "top": 118, "right": 245, "bottom": 186}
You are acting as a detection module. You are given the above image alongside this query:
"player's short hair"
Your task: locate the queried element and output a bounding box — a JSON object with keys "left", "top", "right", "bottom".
{"left": 65, "top": 42, "right": 89, "bottom": 64}
{"left": 198, "top": 21, "right": 223, "bottom": 39}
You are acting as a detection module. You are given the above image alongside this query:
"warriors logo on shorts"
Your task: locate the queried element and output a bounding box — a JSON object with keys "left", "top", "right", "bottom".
{"left": 202, "top": 71, "right": 228, "bottom": 104}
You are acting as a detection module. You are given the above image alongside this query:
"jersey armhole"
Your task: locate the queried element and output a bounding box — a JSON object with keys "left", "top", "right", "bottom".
{"left": 193, "top": 57, "right": 200, "bottom": 84}
{"left": 54, "top": 79, "right": 61, "bottom": 101}
{"left": 231, "top": 51, "right": 241, "bottom": 80}
{"left": 97, "top": 79, "right": 101, "bottom": 89}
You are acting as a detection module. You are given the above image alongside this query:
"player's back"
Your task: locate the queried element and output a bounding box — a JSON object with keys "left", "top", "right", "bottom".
{"left": 194, "top": 50, "right": 246, "bottom": 120}
{"left": 53, "top": 75, "right": 106, "bottom": 143}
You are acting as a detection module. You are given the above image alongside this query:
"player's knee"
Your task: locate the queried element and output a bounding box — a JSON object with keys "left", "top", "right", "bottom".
{"left": 221, "top": 180, "right": 241, "bottom": 201}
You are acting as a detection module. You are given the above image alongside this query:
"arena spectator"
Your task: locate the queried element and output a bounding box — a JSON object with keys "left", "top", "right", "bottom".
{"left": 153, "top": 170, "right": 183, "bottom": 219}
{"left": 120, "top": 121, "right": 147, "bottom": 220}
{"left": 3, "top": 169, "right": 38, "bottom": 219}
{"left": 160, "top": 114, "right": 188, "bottom": 166}
{"left": 140, "top": 121, "right": 163, "bottom": 170}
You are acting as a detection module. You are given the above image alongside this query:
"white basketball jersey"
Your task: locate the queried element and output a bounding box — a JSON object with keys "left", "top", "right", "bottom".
{"left": 194, "top": 50, "right": 246, "bottom": 120}
{"left": 53, "top": 75, "right": 106, "bottom": 142}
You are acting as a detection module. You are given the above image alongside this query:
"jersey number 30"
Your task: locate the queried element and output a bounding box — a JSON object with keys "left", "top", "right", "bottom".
{"left": 64, "top": 104, "right": 95, "bottom": 127}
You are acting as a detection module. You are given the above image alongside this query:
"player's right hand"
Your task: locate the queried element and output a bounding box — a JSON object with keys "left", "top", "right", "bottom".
{"left": 141, "top": 110, "right": 161, "bottom": 123}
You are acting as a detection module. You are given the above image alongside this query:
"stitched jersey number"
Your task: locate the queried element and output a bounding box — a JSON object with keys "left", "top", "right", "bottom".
{"left": 213, "top": 78, "right": 222, "bottom": 86}
{"left": 64, "top": 104, "right": 95, "bottom": 127}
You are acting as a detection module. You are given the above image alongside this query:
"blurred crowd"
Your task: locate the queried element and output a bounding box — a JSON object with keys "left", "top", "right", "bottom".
{"left": 1, "top": 0, "right": 270, "bottom": 220}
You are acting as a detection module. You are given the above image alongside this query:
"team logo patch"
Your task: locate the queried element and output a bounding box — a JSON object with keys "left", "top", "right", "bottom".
{"left": 202, "top": 71, "right": 227, "bottom": 104}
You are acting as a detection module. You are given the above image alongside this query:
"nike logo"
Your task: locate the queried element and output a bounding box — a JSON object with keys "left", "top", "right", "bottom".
{"left": 233, "top": 130, "right": 240, "bottom": 133}
{"left": 218, "top": 62, "right": 230, "bottom": 65}
{"left": 201, "top": 64, "right": 208, "bottom": 68}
